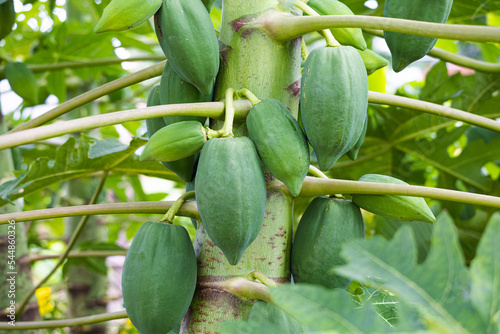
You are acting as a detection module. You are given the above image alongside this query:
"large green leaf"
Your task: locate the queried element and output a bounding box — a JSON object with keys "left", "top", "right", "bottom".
{"left": 470, "top": 213, "right": 500, "bottom": 333}
{"left": 270, "top": 284, "right": 392, "bottom": 333}
{"left": 0, "top": 136, "right": 179, "bottom": 206}
{"left": 336, "top": 213, "right": 487, "bottom": 334}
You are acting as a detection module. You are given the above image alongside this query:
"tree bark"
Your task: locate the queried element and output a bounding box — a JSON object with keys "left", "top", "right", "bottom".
{"left": 182, "top": 1, "right": 301, "bottom": 332}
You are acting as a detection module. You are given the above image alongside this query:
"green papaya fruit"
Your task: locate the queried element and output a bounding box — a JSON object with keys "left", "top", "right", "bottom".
{"left": 140, "top": 121, "right": 207, "bottom": 162}
{"left": 352, "top": 174, "right": 436, "bottom": 223}
{"left": 291, "top": 196, "right": 364, "bottom": 289}
{"left": 358, "top": 49, "right": 389, "bottom": 75}
{"left": 346, "top": 113, "right": 368, "bottom": 161}
{"left": 306, "top": 0, "right": 366, "bottom": 51}
{"left": 4, "top": 62, "right": 39, "bottom": 105}
{"left": 246, "top": 98, "right": 309, "bottom": 197}
{"left": 0, "top": 0, "right": 15, "bottom": 41}
{"left": 195, "top": 137, "right": 267, "bottom": 265}
{"left": 154, "top": 0, "right": 219, "bottom": 95}
{"left": 300, "top": 46, "right": 368, "bottom": 171}
{"left": 122, "top": 222, "right": 197, "bottom": 334}
{"left": 94, "top": 0, "right": 162, "bottom": 32}
{"left": 248, "top": 301, "right": 304, "bottom": 333}
{"left": 145, "top": 85, "right": 199, "bottom": 182}
{"left": 159, "top": 61, "right": 210, "bottom": 126}
{"left": 383, "top": 0, "right": 453, "bottom": 72}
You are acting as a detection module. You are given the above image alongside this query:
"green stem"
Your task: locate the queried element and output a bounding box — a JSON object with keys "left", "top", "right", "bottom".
{"left": 298, "top": 177, "right": 500, "bottom": 209}
{"left": 0, "top": 310, "right": 127, "bottom": 330}
{"left": 293, "top": 1, "right": 339, "bottom": 47}
{"left": 308, "top": 165, "right": 329, "bottom": 179}
{"left": 259, "top": 12, "right": 500, "bottom": 43}
{"left": 0, "top": 100, "right": 252, "bottom": 150}
{"left": 238, "top": 88, "right": 262, "bottom": 106}
{"left": 0, "top": 200, "right": 201, "bottom": 225}
{"left": 160, "top": 191, "right": 196, "bottom": 223}
{"left": 369, "top": 91, "right": 500, "bottom": 133}
{"left": 0, "top": 56, "right": 166, "bottom": 80}
{"left": 29, "top": 251, "right": 128, "bottom": 262}
{"left": 220, "top": 88, "right": 236, "bottom": 137}
{"left": 216, "top": 278, "right": 272, "bottom": 303}
{"left": 246, "top": 270, "right": 279, "bottom": 288}
{"left": 205, "top": 126, "right": 222, "bottom": 139}
{"left": 363, "top": 29, "right": 500, "bottom": 73}
{"left": 15, "top": 171, "right": 109, "bottom": 316}
{"left": 9, "top": 61, "right": 167, "bottom": 133}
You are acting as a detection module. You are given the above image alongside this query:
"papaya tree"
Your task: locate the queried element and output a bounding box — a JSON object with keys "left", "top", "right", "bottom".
{"left": 0, "top": 0, "right": 500, "bottom": 333}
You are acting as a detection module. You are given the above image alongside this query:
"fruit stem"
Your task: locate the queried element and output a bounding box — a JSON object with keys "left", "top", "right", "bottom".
{"left": 238, "top": 88, "right": 262, "bottom": 106}
{"left": 293, "top": 0, "right": 340, "bottom": 47}
{"left": 220, "top": 88, "right": 237, "bottom": 137}
{"left": 161, "top": 191, "right": 196, "bottom": 223}
{"left": 217, "top": 278, "right": 272, "bottom": 303}
{"left": 301, "top": 37, "right": 309, "bottom": 61}
{"left": 205, "top": 126, "right": 222, "bottom": 139}
{"left": 246, "top": 270, "right": 279, "bottom": 287}
{"left": 308, "top": 165, "right": 329, "bottom": 179}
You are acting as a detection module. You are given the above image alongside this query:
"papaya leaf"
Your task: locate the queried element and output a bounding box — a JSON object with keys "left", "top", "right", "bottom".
{"left": 4, "top": 62, "right": 39, "bottom": 105}
{"left": 397, "top": 127, "right": 500, "bottom": 193}
{"left": 88, "top": 138, "right": 129, "bottom": 159}
{"left": 470, "top": 213, "right": 500, "bottom": 333}
{"left": 270, "top": 284, "right": 392, "bottom": 333}
{"left": 335, "top": 212, "right": 487, "bottom": 334}
{"left": 0, "top": 136, "right": 179, "bottom": 206}
{"left": 220, "top": 320, "right": 292, "bottom": 334}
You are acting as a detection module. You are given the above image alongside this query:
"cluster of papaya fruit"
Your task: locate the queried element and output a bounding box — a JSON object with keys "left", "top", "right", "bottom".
{"left": 110, "top": 0, "right": 443, "bottom": 330}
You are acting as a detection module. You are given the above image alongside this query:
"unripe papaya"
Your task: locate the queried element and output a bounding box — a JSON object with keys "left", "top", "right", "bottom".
{"left": 140, "top": 121, "right": 207, "bottom": 162}
{"left": 383, "top": 0, "right": 453, "bottom": 72}
{"left": 0, "top": 0, "right": 15, "bottom": 41}
{"left": 352, "top": 174, "right": 436, "bottom": 223}
{"left": 195, "top": 137, "right": 267, "bottom": 265}
{"left": 154, "top": 0, "right": 219, "bottom": 95}
{"left": 300, "top": 46, "right": 368, "bottom": 171}
{"left": 306, "top": 0, "right": 366, "bottom": 50}
{"left": 346, "top": 113, "right": 368, "bottom": 161}
{"left": 246, "top": 98, "right": 310, "bottom": 197}
{"left": 145, "top": 85, "right": 199, "bottom": 182}
{"left": 159, "top": 62, "right": 210, "bottom": 126}
{"left": 291, "top": 196, "right": 365, "bottom": 289}
{"left": 358, "top": 49, "right": 389, "bottom": 75}
{"left": 94, "top": 0, "right": 162, "bottom": 32}
{"left": 122, "top": 222, "right": 197, "bottom": 334}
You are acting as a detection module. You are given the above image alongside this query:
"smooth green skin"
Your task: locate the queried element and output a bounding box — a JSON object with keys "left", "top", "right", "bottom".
{"left": 300, "top": 46, "right": 368, "bottom": 171}
{"left": 122, "top": 222, "right": 197, "bottom": 334}
{"left": 291, "top": 197, "right": 365, "bottom": 290}
{"left": 154, "top": 0, "right": 219, "bottom": 96}
{"left": 0, "top": 0, "right": 15, "bottom": 41}
{"left": 195, "top": 137, "right": 267, "bottom": 265}
{"left": 347, "top": 113, "right": 368, "bottom": 160}
{"left": 160, "top": 62, "right": 210, "bottom": 126}
{"left": 306, "top": 0, "right": 367, "bottom": 51}
{"left": 246, "top": 99, "right": 309, "bottom": 197}
{"left": 145, "top": 86, "right": 199, "bottom": 182}
{"left": 94, "top": 0, "right": 162, "bottom": 32}
{"left": 4, "top": 62, "right": 39, "bottom": 104}
{"left": 358, "top": 49, "right": 389, "bottom": 75}
{"left": 140, "top": 121, "right": 206, "bottom": 162}
{"left": 248, "top": 301, "right": 305, "bottom": 333}
{"left": 383, "top": 0, "right": 453, "bottom": 72}
{"left": 352, "top": 174, "right": 436, "bottom": 223}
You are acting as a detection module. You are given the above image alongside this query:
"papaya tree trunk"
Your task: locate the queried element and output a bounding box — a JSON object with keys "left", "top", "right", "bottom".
{"left": 0, "top": 114, "right": 41, "bottom": 334}
{"left": 182, "top": 1, "right": 301, "bottom": 332}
